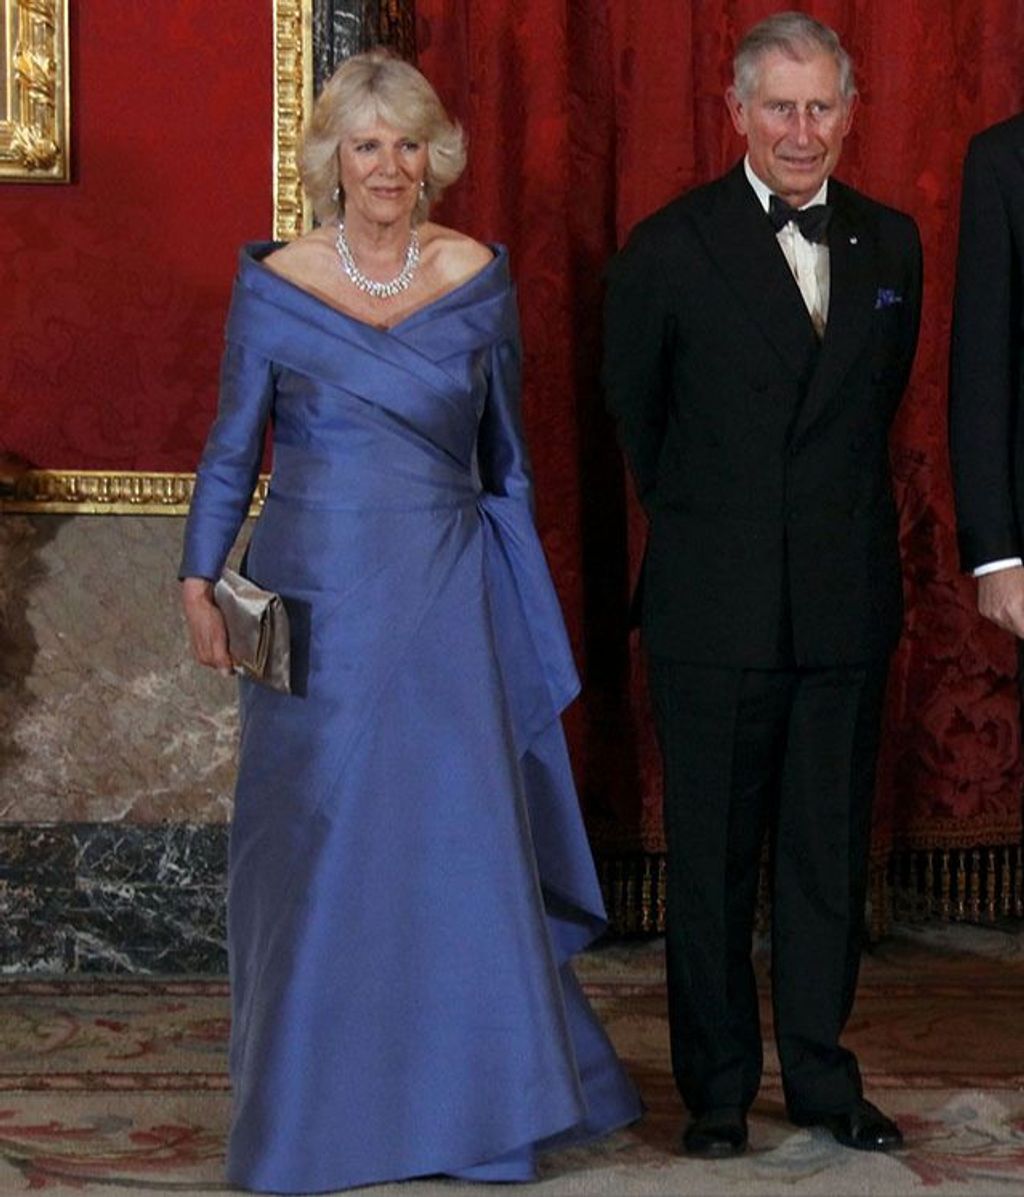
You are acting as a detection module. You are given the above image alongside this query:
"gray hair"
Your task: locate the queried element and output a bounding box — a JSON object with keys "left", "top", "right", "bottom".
{"left": 300, "top": 50, "right": 467, "bottom": 225}
{"left": 733, "top": 11, "right": 857, "bottom": 102}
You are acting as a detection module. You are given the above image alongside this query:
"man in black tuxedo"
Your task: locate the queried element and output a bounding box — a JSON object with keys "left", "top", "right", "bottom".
{"left": 950, "top": 115, "right": 1024, "bottom": 639}
{"left": 603, "top": 12, "right": 921, "bottom": 1158}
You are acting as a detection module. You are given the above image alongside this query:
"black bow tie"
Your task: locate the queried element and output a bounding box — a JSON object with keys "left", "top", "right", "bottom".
{"left": 768, "top": 194, "right": 832, "bottom": 243}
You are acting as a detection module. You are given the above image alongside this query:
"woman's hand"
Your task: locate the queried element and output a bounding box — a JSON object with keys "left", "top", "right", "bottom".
{"left": 181, "top": 577, "right": 234, "bottom": 676}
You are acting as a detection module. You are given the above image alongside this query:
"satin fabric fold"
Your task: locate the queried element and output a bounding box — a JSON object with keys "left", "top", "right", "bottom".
{"left": 180, "top": 243, "right": 641, "bottom": 1193}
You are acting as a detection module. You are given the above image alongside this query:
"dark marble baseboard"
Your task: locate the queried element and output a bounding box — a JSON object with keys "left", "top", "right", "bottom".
{"left": 1, "top": 823, "right": 661, "bottom": 973}
{"left": 7, "top": 823, "right": 1012, "bottom": 974}
{"left": 0, "top": 824, "right": 228, "bottom": 974}
{"left": 0, "top": 824, "right": 662, "bottom": 973}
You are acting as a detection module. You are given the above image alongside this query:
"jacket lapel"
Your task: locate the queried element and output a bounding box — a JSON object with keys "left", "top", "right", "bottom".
{"left": 691, "top": 162, "right": 819, "bottom": 379}
{"left": 792, "top": 181, "right": 877, "bottom": 440}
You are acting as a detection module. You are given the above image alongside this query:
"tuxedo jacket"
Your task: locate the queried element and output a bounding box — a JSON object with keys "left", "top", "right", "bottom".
{"left": 603, "top": 161, "right": 922, "bottom": 669}
{"left": 950, "top": 113, "right": 1024, "bottom": 571}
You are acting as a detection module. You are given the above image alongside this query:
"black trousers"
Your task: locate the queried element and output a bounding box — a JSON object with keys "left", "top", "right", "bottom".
{"left": 648, "top": 655, "right": 889, "bottom": 1118}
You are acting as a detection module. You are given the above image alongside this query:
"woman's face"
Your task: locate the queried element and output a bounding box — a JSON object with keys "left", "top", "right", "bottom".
{"left": 337, "top": 117, "right": 428, "bottom": 229}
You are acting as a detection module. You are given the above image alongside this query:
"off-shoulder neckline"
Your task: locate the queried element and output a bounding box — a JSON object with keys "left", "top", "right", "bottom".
{"left": 240, "top": 241, "right": 509, "bottom": 335}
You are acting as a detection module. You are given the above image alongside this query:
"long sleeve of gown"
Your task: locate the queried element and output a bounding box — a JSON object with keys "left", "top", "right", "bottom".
{"left": 477, "top": 306, "right": 535, "bottom": 514}
{"left": 179, "top": 335, "right": 275, "bottom": 580}
{"left": 474, "top": 298, "right": 580, "bottom": 728}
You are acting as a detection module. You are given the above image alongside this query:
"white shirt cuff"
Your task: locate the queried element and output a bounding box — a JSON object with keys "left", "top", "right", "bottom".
{"left": 973, "top": 557, "right": 1024, "bottom": 577}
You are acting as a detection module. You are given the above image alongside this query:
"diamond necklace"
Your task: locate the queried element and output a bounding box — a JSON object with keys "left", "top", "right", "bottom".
{"left": 335, "top": 220, "right": 421, "bottom": 300}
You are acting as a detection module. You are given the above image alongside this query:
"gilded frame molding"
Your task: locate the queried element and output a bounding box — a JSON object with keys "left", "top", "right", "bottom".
{"left": 0, "top": 471, "right": 267, "bottom": 516}
{"left": 0, "top": 0, "right": 70, "bottom": 182}
{"left": 273, "top": 0, "right": 314, "bottom": 239}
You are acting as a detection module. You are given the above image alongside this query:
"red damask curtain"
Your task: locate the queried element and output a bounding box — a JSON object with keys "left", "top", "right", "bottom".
{"left": 416, "top": 0, "right": 1024, "bottom": 915}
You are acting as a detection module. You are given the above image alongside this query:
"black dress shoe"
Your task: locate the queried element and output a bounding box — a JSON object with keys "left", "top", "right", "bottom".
{"left": 792, "top": 1098, "right": 903, "bottom": 1152}
{"left": 680, "top": 1107, "right": 748, "bottom": 1158}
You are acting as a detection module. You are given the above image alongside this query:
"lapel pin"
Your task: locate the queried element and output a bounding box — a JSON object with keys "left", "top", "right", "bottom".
{"left": 849, "top": 236, "right": 859, "bottom": 245}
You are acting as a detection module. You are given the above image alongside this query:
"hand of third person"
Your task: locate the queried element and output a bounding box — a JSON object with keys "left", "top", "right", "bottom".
{"left": 977, "top": 566, "right": 1024, "bottom": 639}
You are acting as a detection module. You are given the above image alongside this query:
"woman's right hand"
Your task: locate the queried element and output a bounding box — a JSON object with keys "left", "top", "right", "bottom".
{"left": 181, "top": 577, "right": 234, "bottom": 676}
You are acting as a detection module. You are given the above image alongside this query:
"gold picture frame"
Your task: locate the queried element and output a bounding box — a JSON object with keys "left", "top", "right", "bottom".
{"left": 273, "top": 0, "right": 314, "bottom": 240}
{"left": 0, "top": 0, "right": 70, "bottom": 183}
{"left": 1, "top": 2, "right": 310, "bottom": 515}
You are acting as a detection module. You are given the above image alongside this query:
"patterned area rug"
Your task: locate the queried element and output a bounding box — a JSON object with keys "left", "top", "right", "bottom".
{"left": 0, "top": 925, "right": 1022, "bottom": 1195}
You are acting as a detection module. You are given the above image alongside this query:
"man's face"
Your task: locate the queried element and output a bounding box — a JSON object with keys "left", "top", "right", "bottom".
{"left": 725, "top": 48, "right": 855, "bottom": 207}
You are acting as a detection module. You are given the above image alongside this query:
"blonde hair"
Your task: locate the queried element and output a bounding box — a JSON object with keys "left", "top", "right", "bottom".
{"left": 300, "top": 50, "right": 467, "bottom": 225}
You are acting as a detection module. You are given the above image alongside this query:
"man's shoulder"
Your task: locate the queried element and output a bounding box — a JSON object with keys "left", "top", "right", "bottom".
{"left": 831, "top": 179, "right": 920, "bottom": 243}
{"left": 620, "top": 171, "right": 737, "bottom": 253}
{"left": 968, "top": 110, "right": 1024, "bottom": 157}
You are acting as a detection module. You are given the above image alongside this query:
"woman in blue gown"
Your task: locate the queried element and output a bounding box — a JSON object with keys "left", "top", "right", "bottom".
{"left": 180, "top": 50, "right": 641, "bottom": 1194}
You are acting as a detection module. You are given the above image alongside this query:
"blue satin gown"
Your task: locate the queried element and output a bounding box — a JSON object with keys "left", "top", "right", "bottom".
{"left": 180, "top": 244, "right": 642, "bottom": 1193}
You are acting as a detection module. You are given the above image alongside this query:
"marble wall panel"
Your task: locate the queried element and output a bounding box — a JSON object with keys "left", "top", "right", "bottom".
{"left": 0, "top": 514, "right": 245, "bottom": 823}
{"left": 0, "top": 824, "right": 228, "bottom": 973}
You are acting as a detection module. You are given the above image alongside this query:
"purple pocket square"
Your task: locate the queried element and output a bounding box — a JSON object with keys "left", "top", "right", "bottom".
{"left": 875, "top": 288, "right": 903, "bottom": 310}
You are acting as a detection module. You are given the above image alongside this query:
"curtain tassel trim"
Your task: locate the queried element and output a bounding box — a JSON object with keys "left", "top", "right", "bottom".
{"left": 597, "top": 842, "right": 1024, "bottom": 937}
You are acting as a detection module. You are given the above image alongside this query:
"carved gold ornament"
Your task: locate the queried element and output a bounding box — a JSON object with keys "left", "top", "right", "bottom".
{"left": 0, "top": 0, "right": 69, "bottom": 182}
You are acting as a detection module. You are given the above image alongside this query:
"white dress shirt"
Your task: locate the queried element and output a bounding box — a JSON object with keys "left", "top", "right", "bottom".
{"left": 744, "top": 157, "right": 830, "bottom": 336}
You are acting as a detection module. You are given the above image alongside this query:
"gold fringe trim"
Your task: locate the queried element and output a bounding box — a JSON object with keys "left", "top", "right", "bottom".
{"left": 884, "top": 843, "right": 1024, "bottom": 924}
{"left": 598, "top": 843, "right": 1024, "bottom": 937}
{"left": 597, "top": 856, "right": 664, "bottom": 935}
{"left": 0, "top": 471, "right": 267, "bottom": 516}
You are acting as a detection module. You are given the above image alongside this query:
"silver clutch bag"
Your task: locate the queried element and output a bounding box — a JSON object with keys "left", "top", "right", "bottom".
{"left": 214, "top": 568, "right": 291, "bottom": 693}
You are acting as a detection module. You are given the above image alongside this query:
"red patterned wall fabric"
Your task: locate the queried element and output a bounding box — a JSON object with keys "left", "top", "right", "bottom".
{"left": 0, "top": 0, "right": 272, "bottom": 471}
{"left": 416, "top": 0, "right": 1024, "bottom": 855}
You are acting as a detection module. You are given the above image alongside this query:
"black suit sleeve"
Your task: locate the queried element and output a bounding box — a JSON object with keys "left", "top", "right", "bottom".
{"left": 602, "top": 229, "right": 675, "bottom": 508}
{"left": 949, "top": 132, "right": 1021, "bottom": 570}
